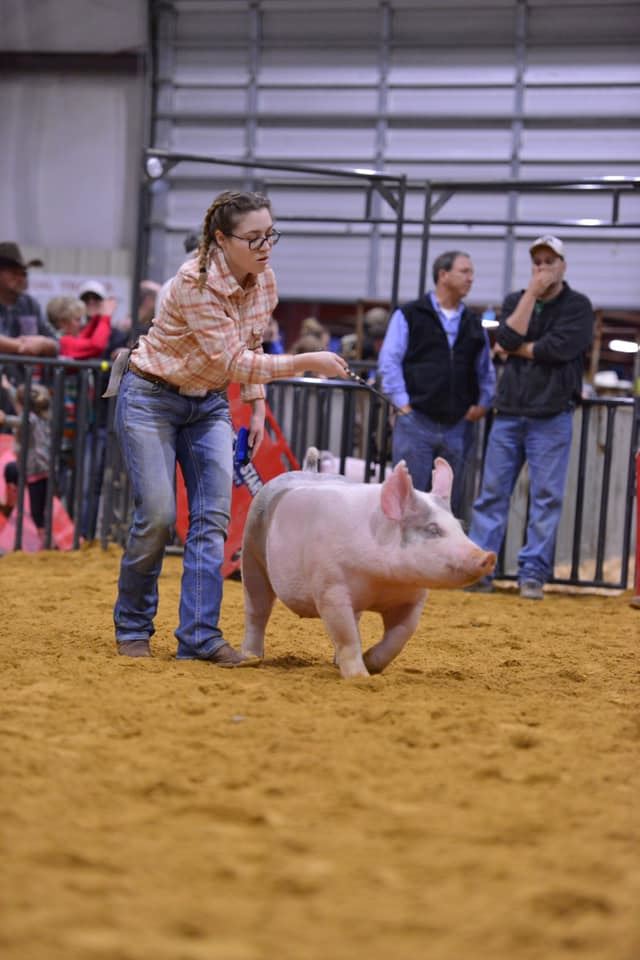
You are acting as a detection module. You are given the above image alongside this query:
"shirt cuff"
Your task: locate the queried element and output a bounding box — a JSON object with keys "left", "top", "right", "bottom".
{"left": 497, "top": 327, "right": 526, "bottom": 352}
{"left": 241, "top": 384, "right": 266, "bottom": 403}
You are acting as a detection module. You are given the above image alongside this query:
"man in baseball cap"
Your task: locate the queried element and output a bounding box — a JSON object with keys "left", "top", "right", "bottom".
{"left": 466, "top": 233, "right": 594, "bottom": 601}
{"left": 77, "top": 279, "right": 108, "bottom": 302}
{"left": 529, "top": 234, "right": 565, "bottom": 260}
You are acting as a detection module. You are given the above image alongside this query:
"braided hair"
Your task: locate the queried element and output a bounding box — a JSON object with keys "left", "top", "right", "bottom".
{"left": 196, "top": 190, "right": 272, "bottom": 290}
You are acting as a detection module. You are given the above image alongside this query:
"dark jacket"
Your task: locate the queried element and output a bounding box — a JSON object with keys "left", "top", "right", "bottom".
{"left": 401, "top": 296, "right": 486, "bottom": 425}
{"left": 0, "top": 293, "right": 57, "bottom": 342}
{"left": 495, "top": 282, "right": 594, "bottom": 417}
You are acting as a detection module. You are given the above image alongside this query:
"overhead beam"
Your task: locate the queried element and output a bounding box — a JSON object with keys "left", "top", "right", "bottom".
{"left": 0, "top": 52, "right": 145, "bottom": 75}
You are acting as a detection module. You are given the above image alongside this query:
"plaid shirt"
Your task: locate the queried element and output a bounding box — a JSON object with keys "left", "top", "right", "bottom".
{"left": 132, "top": 249, "right": 295, "bottom": 401}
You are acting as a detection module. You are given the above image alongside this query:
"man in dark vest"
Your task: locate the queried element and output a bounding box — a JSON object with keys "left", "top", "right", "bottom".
{"left": 378, "top": 250, "right": 495, "bottom": 516}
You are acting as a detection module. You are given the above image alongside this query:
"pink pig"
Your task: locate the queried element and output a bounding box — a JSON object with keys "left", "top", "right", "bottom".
{"left": 241, "top": 450, "right": 496, "bottom": 678}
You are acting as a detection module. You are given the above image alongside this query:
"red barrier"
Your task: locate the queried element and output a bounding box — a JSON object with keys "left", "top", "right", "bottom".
{"left": 0, "top": 434, "right": 75, "bottom": 552}
{"left": 175, "top": 383, "right": 298, "bottom": 577}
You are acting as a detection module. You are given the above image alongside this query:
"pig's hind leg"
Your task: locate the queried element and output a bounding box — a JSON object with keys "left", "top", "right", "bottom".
{"left": 363, "top": 599, "right": 426, "bottom": 674}
{"left": 241, "top": 548, "right": 276, "bottom": 660}
{"left": 318, "top": 592, "right": 369, "bottom": 679}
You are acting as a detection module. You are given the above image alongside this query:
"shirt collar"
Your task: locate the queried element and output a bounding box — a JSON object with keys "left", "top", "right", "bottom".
{"left": 429, "top": 291, "right": 464, "bottom": 320}
{"left": 541, "top": 280, "right": 569, "bottom": 305}
{"left": 209, "top": 248, "right": 258, "bottom": 297}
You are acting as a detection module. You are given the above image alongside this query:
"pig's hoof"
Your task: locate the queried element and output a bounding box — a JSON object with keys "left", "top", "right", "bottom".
{"left": 241, "top": 645, "right": 264, "bottom": 660}
{"left": 363, "top": 652, "right": 384, "bottom": 675}
{"left": 338, "top": 663, "right": 370, "bottom": 679}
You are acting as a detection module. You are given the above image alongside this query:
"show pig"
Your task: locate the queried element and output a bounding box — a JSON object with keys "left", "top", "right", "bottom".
{"left": 241, "top": 450, "right": 496, "bottom": 678}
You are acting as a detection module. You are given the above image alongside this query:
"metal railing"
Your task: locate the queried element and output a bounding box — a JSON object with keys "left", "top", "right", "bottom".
{"left": 1, "top": 356, "right": 636, "bottom": 591}
{"left": 0, "top": 354, "right": 120, "bottom": 550}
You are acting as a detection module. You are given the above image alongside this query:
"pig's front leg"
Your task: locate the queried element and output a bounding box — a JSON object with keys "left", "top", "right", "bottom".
{"left": 363, "top": 596, "right": 426, "bottom": 674}
{"left": 241, "top": 552, "right": 276, "bottom": 660}
{"left": 317, "top": 591, "right": 369, "bottom": 679}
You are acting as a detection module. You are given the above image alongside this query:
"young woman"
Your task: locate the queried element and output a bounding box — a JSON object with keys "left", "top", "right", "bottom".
{"left": 114, "top": 191, "right": 348, "bottom": 663}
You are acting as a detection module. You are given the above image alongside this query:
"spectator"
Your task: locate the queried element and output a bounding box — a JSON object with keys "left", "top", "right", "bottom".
{"left": 77, "top": 279, "right": 126, "bottom": 358}
{"left": 0, "top": 375, "right": 52, "bottom": 545}
{"left": 77, "top": 282, "right": 115, "bottom": 339}
{"left": 377, "top": 250, "right": 495, "bottom": 516}
{"left": 57, "top": 284, "right": 117, "bottom": 540}
{"left": 340, "top": 333, "right": 358, "bottom": 362}
{"left": 300, "top": 315, "right": 330, "bottom": 349}
{"left": 362, "top": 306, "right": 389, "bottom": 365}
{"left": 157, "top": 232, "right": 201, "bottom": 315}
{"left": 137, "top": 280, "right": 161, "bottom": 334}
{"left": 467, "top": 235, "right": 595, "bottom": 600}
{"left": 0, "top": 243, "right": 58, "bottom": 401}
{"left": 262, "top": 316, "right": 284, "bottom": 354}
{"left": 0, "top": 461, "right": 18, "bottom": 518}
{"left": 48, "top": 295, "right": 112, "bottom": 360}
{"left": 290, "top": 332, "right": 326, "bottom": 375}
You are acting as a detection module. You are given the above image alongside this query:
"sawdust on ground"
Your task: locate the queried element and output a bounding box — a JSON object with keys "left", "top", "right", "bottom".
{"left": 1, "top": 545, "right": 638, "bottom": 960}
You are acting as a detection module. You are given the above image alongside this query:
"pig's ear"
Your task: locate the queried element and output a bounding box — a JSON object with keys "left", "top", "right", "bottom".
{"left": 381, "top": 460, "right": 415, "bottom": 520}
{"left": 431, "top": 457, "right": 453, "bottom": 504}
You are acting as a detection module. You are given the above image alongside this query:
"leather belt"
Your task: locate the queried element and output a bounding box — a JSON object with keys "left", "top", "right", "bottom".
{"left": 128, "top": 361, "right": 181, "bottom": 394}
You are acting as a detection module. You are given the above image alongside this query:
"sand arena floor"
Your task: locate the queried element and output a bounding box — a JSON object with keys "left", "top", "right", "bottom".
{"left": 1, "top": 545, "right": 639, "bottom": 960}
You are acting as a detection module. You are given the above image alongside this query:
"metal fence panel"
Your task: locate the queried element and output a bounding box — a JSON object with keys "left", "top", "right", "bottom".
{"left": 1, "top": 358, "right": 636, "bottom": 591}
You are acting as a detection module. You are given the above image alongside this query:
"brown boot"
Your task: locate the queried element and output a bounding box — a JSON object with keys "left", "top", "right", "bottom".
{"left": 117, "top": 640, "right": 151, "bottom": 658}
{"left": 178, "top": 642, "right": 260, "bottom": 668}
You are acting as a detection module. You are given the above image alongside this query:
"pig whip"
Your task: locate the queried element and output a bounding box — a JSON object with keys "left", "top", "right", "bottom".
{"left": 345, "top": 368, "right": 404, "bottom": 415}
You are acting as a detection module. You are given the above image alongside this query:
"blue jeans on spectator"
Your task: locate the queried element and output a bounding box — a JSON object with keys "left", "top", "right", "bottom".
{"left": 392, "top": 409, "right": 468, "bottom": 516}
{"left": 468, "top": 411, "right": 573, "bottom": 585}
{"left": 114, "top": 371, "right": 233, "bottom": 657}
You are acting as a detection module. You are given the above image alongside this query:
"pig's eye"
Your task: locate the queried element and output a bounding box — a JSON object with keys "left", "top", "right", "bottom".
{"left": 425, "top": 522, "right": 442, "bottom": 537}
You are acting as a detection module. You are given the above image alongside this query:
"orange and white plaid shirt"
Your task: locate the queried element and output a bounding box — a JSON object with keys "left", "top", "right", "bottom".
{"left": 131, "top": 249, "right": 295, "bottom": 402}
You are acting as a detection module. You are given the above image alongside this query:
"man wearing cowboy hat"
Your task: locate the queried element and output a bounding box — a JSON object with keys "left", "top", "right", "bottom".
{"left": 467, "top": 235, "right": 594, "bottom": 600}
{"left": 0, "top": 242, "right": 58, "bottom": 359}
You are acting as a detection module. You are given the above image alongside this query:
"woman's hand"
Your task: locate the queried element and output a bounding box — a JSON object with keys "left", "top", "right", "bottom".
{"left": 293, "top": 351, "right": 350, "bottom": 379}
{"left": 248, "top": 399, "right": 266, "bottom": 457}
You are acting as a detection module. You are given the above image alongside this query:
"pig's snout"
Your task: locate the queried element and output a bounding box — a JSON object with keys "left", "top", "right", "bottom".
{"left": 441, "top": 548, "right": 497, "bottom": 587}
{"left": 478, "top": 550, "right": 497, "bottom": 576}
{"left": 450, "top": 548, "right": 496, "bottom": 585}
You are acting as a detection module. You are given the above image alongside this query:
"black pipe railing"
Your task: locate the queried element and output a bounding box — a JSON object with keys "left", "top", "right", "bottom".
{"left": 0, "top": 356, "right": 635, "bottom": 591}
{"left": 0, "top": 353, "right": 118, "bottom": 551}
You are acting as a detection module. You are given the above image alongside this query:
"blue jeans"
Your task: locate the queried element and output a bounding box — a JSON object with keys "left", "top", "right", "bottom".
{"left": 392, "top": 409, "right": 468, "bottom": 515}
{"left": 114, "top": 371, "right": 233, "bottom": 657}
{"left": 468, "top": 412, "right": 573, "bottom": 585}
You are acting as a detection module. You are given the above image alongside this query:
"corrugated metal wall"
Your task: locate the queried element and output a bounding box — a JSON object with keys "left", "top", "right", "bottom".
{"left": 148, "top": 0, "right": 640, "bottom": 307}
{"left": 0, "top": 0, "right": 147, "bottom": 281}
{"left": 2, "top": 0, "right": 638, "bottom": 310}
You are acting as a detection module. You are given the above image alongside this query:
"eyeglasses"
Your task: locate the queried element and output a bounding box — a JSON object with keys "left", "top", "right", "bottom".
{"left": 227, "top": 229, "right": 281, "bottom": 251}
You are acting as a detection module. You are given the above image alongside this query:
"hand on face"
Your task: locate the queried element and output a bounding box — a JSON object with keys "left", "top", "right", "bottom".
{"left": 529, "top": 250, "right": 565, "bottom": 299}
{"left": 103, "top": 297, "right": 117, "bottom": 318}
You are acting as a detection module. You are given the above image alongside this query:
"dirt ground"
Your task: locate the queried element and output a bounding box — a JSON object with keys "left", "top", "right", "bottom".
{"left": 1, "top": 545, "right": 639, "bottom": 960}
